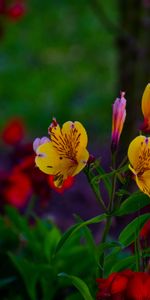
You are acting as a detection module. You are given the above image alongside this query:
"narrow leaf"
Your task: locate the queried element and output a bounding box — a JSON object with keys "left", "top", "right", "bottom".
{"left": 110, "top": 255, "right": 136, "bottom": 272}
{"left": 94, "top": 164, "right": 111, "bottom": 197}
{"left": 58, "top": 273, "right": 94, "bottom": 300}
{"left": 98, "top": 241, "right": 123, "bottom": 255}
{"left": 55, "top": 214, "right": 106, "bottom": 254}
{"left": 119, "top": 213, "right": 150, "bottom": 247}
{"left": 115, "top": 192, "right": 150, "bottom": 216}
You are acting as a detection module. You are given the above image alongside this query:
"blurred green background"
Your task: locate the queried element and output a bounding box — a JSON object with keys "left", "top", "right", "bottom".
{"left": 0, "top": 0, "right": 119, "bottom": 144}
{"left": 0, "top": 0, "right": 149, "bottom": 147}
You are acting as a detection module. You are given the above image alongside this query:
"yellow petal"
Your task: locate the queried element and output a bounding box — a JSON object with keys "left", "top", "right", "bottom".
{"left": 136, "top": 171, "right": 150, "bottom": 197}
{"left": 73, "top": 148, "right": 89, "bottom": 176}
{"left": 142, "top": 83, "right": 150, "bottom": 118}
{"left": 129, "top": 164, "right": 137, "bottom": 176}
{"left": 50, "top": 120, "right": 88, "bottom": 160}
{"left": 62, "top": 121, "right": 88, "bottom": 149}
{"left": 35, "top": 142, "right": 59, "bottom": 175}
{"left": 35, "top": 141, "right": 83, "bottom": 181}
{"left": 128, "top": 135, "right": 147, "bottom": 170}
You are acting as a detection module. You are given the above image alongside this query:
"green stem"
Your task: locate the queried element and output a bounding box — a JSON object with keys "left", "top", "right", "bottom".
{"left": 118, "top": 155, "right": 128, "bottom": 169}
{"left": 101, "top": 216, "right": 112, "bottom": 243}
{"left": 25, "top": 196, "right": 36, "bottom": 220}
{"left": 108, "top": 153, "right": 117, "bottom": 212}
{"left": 99, "top": 215, "right": 112, "bottom": 277}
{"left": 84, "top": 168, "right": 107, "bottom": 212}
{"left": 98, "top": 153, "right": 117, "bottom": 277}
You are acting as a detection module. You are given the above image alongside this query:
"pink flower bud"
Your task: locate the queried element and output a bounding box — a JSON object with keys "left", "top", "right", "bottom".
{"left": 111, "top": 92, "right": 126, "bottom": 153}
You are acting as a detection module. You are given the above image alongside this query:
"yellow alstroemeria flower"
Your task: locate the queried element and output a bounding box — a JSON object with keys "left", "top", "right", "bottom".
{"left": 34, "top": 120, "right": 89, "bottom": 188}
{"left": 128, "top": 135, "right": 150, "bottom": 197}
{"left": 141, "top": 83, "right": 150, "bottom": 132}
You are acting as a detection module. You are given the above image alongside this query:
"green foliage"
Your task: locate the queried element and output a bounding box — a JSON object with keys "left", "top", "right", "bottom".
{"left": 90, "top": 161, "right": 112, "bottom": 197}
{"left": 115, "top": 192, "right": 150, "bottom": 216}
{"left": 1, "top": 201, "right": 150, "bottom": 299}
{"left": 55, "top": 213, "right": 106, "bottom": 254}
{"left": 0, "top": 206, "right": 98, "bottom": 300}
{"left": 0, "top": 0, "right": 117, "bottom": 140}
{"left": 119, "top": 214, "right": 150, "bottom": 247}
{"left": 110, "top": 255, "right": 136, "bottom": 272}
{"left": 58, "top": 273, "right": 94, "bottom": 300}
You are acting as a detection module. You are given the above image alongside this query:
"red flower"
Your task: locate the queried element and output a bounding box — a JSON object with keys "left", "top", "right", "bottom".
{"left": 140, "top": 219, "right": 150, "bottom": 240}
{"left": 3, "top": 170, "right": 32, "bottom": 208}
{"left": 6, "top": 1, "right": 26, "bottom": 21}
{"left": 96, "top": 270, "right": 133, "bottom": 300}
{"left": 48, "top": 175, "right": 74, "bottom": 193}
{"left": 125, "top": 272, "right": 150, "bottom": 299}
{"left": 13, "top": 154, "right": 52, "bottom": 205}
{"left": 13, "top": 154, "right": 35, "bottom": 173}
{"left": 1, "top": 118, "right": 25, "bottom": 146}
{"left": 96, "top": 270, "right": 150, "bottom": 300}
{"left": 140, "top": 220, "right": 150, "bottom": 251}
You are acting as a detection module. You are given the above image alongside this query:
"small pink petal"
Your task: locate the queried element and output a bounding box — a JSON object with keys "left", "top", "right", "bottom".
{"left": 33, "top": 136, "right": 50, "bottom": 152}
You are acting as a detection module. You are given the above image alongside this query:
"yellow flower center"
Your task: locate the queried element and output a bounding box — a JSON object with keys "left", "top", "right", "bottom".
{"left": 51, "top": 124, "right": 81, "bottom": 163}
{"left": 135, "top": 140, "right": 150, "bottom": 176}
{"left": 128, "top": 135, "right": 150, "bottom": 197}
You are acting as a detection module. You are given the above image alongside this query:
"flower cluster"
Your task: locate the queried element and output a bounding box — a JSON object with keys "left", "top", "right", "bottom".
{"left": 33, "top": 84, "right": 150, "bottom": 197}
{"left": 0, "top": 118, "right": 52, "bottom": 209}
{"left": 96, "top": 269, "right": 150, "bottom": 300}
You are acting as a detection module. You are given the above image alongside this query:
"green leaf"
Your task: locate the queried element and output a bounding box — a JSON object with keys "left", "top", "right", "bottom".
{"left": 94, "top": 163, "right": 111, "bottom": 197}
{"left": 115, "top": 192, "right": 150, "bottom": 216}
{"left": 98, "top": 241, "right": 123, "bottom": 256}
{"left": 5, "top": 206, "right": 33, "bottom": 241}
{"left": 8, "top": 253, "right": 39, "bottom": 300}
{"left": 55, "top": 214, "right": 106, "bottom": 254}
{"left": 110, "top": 255, "right": 136, "bottom": 272}
{"left": 58, "top": 273, "right": 94, "bottom": 300}
{"left": 5, "top": 206, "right": 27, "bottom": 230}
{"left": 65, "top": 293, "right": 83, "bottom": 300}
{"left": 103, "top": 247, "right": 122, "bottom": 277}
{"left": 8, "top": 253, "right": 53, "bottom": 300}
{"left": 74, "top": 215, "right": 97, "bottom": 263}
{"left": 44, "top": 226, "right": 61, "bottom": 262}
{"left": 119, "top": 213, "right": 150, "bottom": 247}
{"left": 33, "top": 218, "right": 61, "bottom": 262}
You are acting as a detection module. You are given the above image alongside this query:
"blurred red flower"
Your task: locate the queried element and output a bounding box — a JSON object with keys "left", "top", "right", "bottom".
{"left": 139, "top": 220, "right": 150, "bottom": 256}
{"left": 6, "top": 1, "right": 26, "bottom": 21}
{"left": 3, "top": 169, "right": 32, "bottom": 208}
{"left": 126, "top": 272, "right": 150, "bottom": 299}
{"left": 96, "top": 269, "right": 133, "bottom": 300}
{"left": 140, "top": 219, "right": 150, "bottom": 240}
{"left": 96, "top": 270, "right": 150, "bottom": 300}
{"left": 14, "top": 154, "right": 53, "bottom": 202}
{"left": 0, "top": 117, "right": 74, "bottom": 213}
{"left": 1, "top": 118, "right": 25, "bottom": 146}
